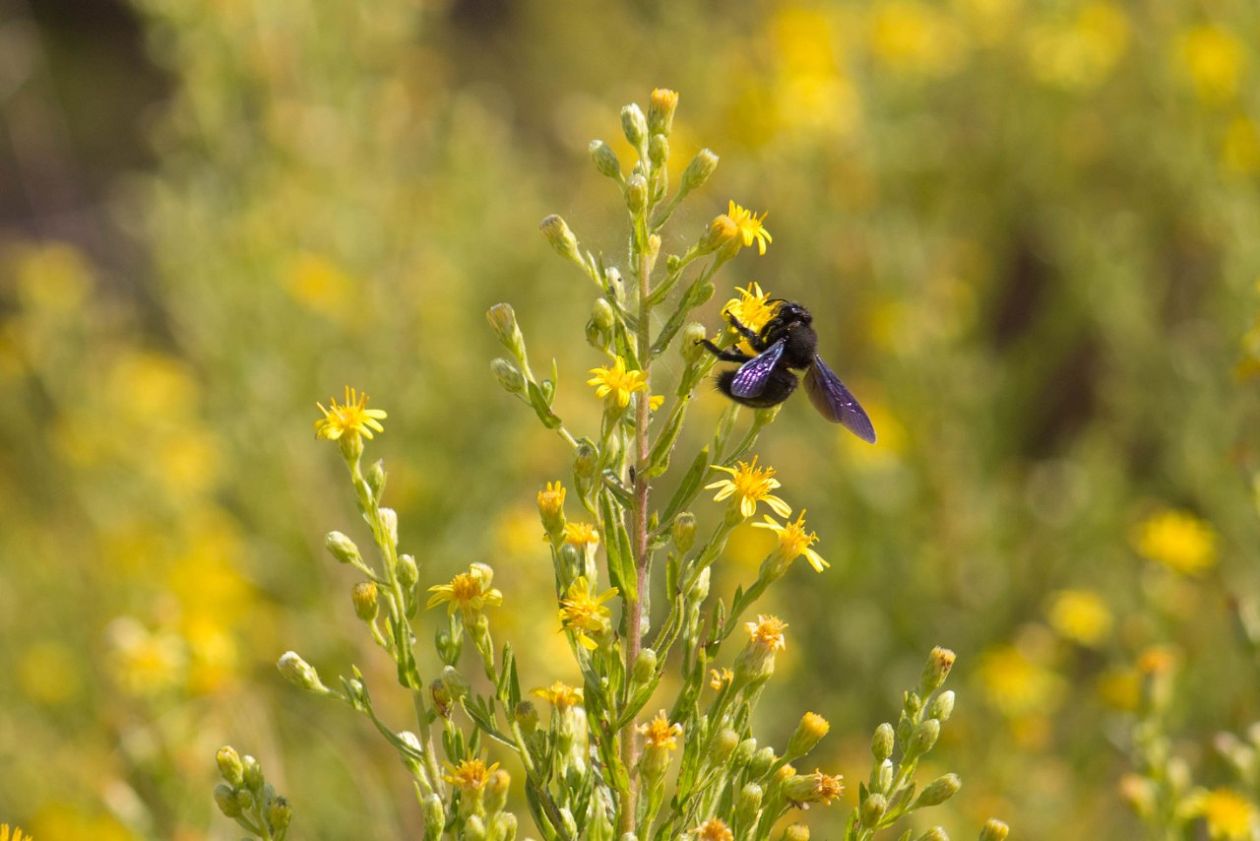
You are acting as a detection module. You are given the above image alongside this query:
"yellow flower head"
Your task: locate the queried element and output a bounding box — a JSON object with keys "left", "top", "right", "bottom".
{"left": 1137, "top": 645, "right": 1178, "bottom": 676}
{"left": 1176, "top": 25, "right": 1245, "bottom": 105}
{"left": 726, "top": 201, "right": 773, "bottom": 255}
{"left": 722, "top": 281, "right": 779, "bottom": 336}
{"left": 709, "top": 667, "right": 734, "bottom": 690}
{"left": 1047, "top": 589, "right": 1112, "bottom": 647}
{"left": 706, "top": 455, "right": 792, "bottom": 520}
{"left": 746, "top": 614, "right": 788, "bottom": 653}
{"left": 0, "top": 825, "right": 32, "bottom": 841}
{"left": 783, "top": 769, "right": 845, "bottom": 806}
{"left": 537, "top": 481, "right": 566, "bottom": 519}
{"left": 426, "top": 563, "right": 503, "bottom": 616}
{"left": 1132, "top": 508, "right": 1216, "bottom": 575}
{"left": 314, "top": 386, "right": 387, "bottom": 441}
{"left": 637, "top": 710, "right": 683, "bottom": 751}
{"left": 694, "top": 818, "right": 735, "bottom": 841}
{"left": 1200, "top": 787, "right": 1256, "bottom": 840}
{"left": 587, "top": 356, "right": 648, "bottom": 408}
{"left": 753, "top": 510, "right": 828, "bottom": 572}
{"left": 977, "top": 643, "right": 1064, "bottom": 717}
{"left": 444, "top": 758, "right": 499, "bottom": 794}
{"left": 532, "top": 680, "right": 583, "bottom": 711}
{"left": 564, "top": 522, "right": 601, "bottom": 548}
{"left": 559, "top": 576, "right": 618, "bottom": 650}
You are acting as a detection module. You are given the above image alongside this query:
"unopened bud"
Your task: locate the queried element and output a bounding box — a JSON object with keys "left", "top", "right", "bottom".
{"left": 929, "top": 690, "right": 955, "bottom": 722}
{"left": 277, "top": 651, "right": 329, "bottom": 695}
{"left": 589, "top": 139, "right": 622, "bottom": 179}
{"left": 234, "top": 788, "right": 254, "bottom": 811}
{"left": 487, "top": 302, "right": 524, "bottom": 352}
{"left": 423, "top": 793, "right": 445, "bottom": 840}
{"left": 515, "top": 700, "right": 540, "bottom": 732}
{"left": 325, "top": 531, "right": 361, "bottom": 566}
{"left": 682, "top": 323, "right": 708, "bottom": 363}
{"left": 873, "top": 758, "right": 894, "bottom": 793}
{"left": 366, "top": 459, "right": 387, "bottom": 498}
{"left": 648, "top": 88, "right": 679, "bottom": 135}
{"left": 465, "top": 815, "right": 487, "bottom": 841}
{"left": 736, "top": 782, "right": 763, "bottom": 826}
{"left": 978, "top": 820, "right": 1009, "bottom": 841}
{"left": 625, "top": 174, "right": 648, "bottom": 215}
{"left": 672, "top": 512, "right": 697, "bottom": 552}
{"left": 539, "top": 215, "right": 581, "bottom": 263}
{"left": 687, "top": 566, "right": 710, "bottom": 602}
{"left": 633, "top": 648, "right": 658, "bottom": 684}
{"left": 486, "top": 768, "right": 511, "bottom": 814}
{"left": 699, "top": 214, "right": 739, "bottom": 254}
{"left": 621, "top": 103, "right": 647, "bottom": 147}
{"left": 351, "top": 581, "right": 378, "bottom": 621}
{"left": 872, "top": 722, "right": 895, "bottom": 760}
{"left": 680, "top": 148, "right": 718, "bottom": 195}
{"left": 379, "top": 507, "right": 398, "bottom": 545}
{"left": 267, "top": 797, "right": 292, "bottom": 833}
{"left": 216, "top": 746, "right": 244, "bottom": 786}
{"left": 592, "top": 297, "right": 615, "bottom": 330}
{"left": 397, "top": 553, "right": 419, "bottom": 589}
{"left": 489, "top": 812, "right": 518, "bottom": 841}
{"left": 491, "top": 358, "right": 526, "bottom": 394}
{"left": 241, "top": 755, "right": 263, "bottom": 791}
{"left": 917, "top": 773, "right": 962, "bottom": 807}
{"left": 749, "top": 746, "right": 777, "bottom": 777}
{"left": 733, "top": 737, "right": 758, "bottom": 767}
{"left": 909, "top": 719, "right": 941, "bottom": 755}
{"left": 787, "top": 712, "right": 831, "bottom": 758}
{"left": 921, "top": 646, "right": 956, "bottom": 694}
{"left": 918, "top": 829, "right": 949, "bottom": 841}
{"left": 860, "top": 793, "right": 887, "bottom": 826}
{"left": 782, "top": 824, "right": 810, "bottom": 841}
{"left": 214, "top": 784, "right": 240, "bottom": 818}
{"left": 649, "top": 134, "right": 669, "bottom": 168}
{"left": 574, "top": 440, "right": 599, "bottom": 481}
{"left": 713, "top": 727, "right": 740, "bottom": 763}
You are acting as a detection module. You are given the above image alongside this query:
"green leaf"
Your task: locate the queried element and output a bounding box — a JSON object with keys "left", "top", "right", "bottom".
{"left": 660, "top": 446, "right": 710, "bottom": 525}
{"left": 528, "top": 380, "right": 563, "bottom": 428}
{"left": 600, "top": 491, "right": 637, "bottom": 605}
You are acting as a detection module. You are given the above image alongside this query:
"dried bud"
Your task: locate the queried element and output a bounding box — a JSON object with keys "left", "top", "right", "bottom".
{"left": 625, "top": 174, "right": 648, "bottom": 215}
{"left": 921, "top": 646, "right": 956, "bottom": 694}
{"left": 491, "top": 357, "right": 526, "bottom": 394}
{"left": 680, "top": 148, "right": 718, "bottom": 195}
{"left": 916, "top": 773, "right": 962, "bottom": 807}
{"left": 216, "top": 746, "right": 244, "bottom": 787}
{"left": 539, "top": 215, "right": 581, "bottom": 263}
{"left": 277, "top": 651, "right": 329, "bottom": 695}
{"left": 978, "top": 820, "right": 1009, "bottom": 841}
{"left": 351, "top": 581, "right": 378, "bottom": 621}
{"left": 621, "top": 103, "right": 647, "bottom": 147}
{"left": 589, "top": 139, "right": 622, "bottom": 179}
{"left": 325, "top": 531, "right": 361, "bottom": 566}
{"left": 648, "top": 88, "right": 679, "bottom": 135}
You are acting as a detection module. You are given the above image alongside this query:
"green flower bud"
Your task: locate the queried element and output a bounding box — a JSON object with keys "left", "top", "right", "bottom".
{"left": 873, "top": 758, "right": 894, "bottom": 793}
{"left": 648, "top": 88, "right": 679, "bottom": 135}
{"left": 749, "top": 745, "right": 777, "bottom": 777}
{"left": 589, "top": 139, "right": 622, "bottom": 179}
{"left": 978, "top": 820, "right": 1009, "bottom": 841}
{"left": 786, "top": 712, "right": 831, "bottom": 758}
{"left": 918, "top": 829, "right": 949, "bottom": 841}
{"left": 633, "top": 648, "right": 658, "bottom": 684}
{"left": 515, "top": 700, "right": 540, "bottom": 733}
{"left": 539, "top": 215, "right": 581, "bottom": 263}
{"left": 367, "top": 459, "right": 387, "bottom": 498}
{"left": 379, "top": 507, "right": 398, "bottom": 546}
{"left": 487, "top": 302, "right": 525, "bottom": 354}
{"left": 929, "top": 690, "right": 955, "bottom": 722}
{"left": 736, "top": 782, "right": 763, "bottom": 826}
{"left": 267, "top": 796, "right": 292, "bottom": 833}
{"left": 680, "top": 148, "right": 718, "bottom": 195}
{"left": 489, "top": 812, "right": 518, "bottom": 841}
{"left": 574, "top": 439, "right": 599, "bottom": 481}
{"left": 234, "top": 788, "right": 254, "bottom": 811}
{"left": 214, "top": 784, "right": 240, "bottom": 818}
{"left": 909, "top": 718, "right": 941, "bottom": 756}
{"left": 398, "top": 553, "right": 419, "bottom": 589}
{"left": 216, "top": 746, "right": 244, "bottom": 787}
{"left": 872, "top": 722, "right": 895, "bottom": 761}
{"left": 241, "top": 755, "right": 263, "bottom": 791}
{"left": 621, "top": 103, "right": 647, "bottom": 147}
{"left": 781, "top": 824, "right": 810, "bottom": 841}
{"left": 916, "top": 773, "right": 962, "bottom": 807}
{"left": 649, "top": 134, "right": 669, "bottom": 168}
{"left": 343, "top": 676, "right": 368, "bottom": 708}
{"left": 436, "top": 627, "right": 459, "bottom": 666}
{"left": 687, "top": 566, "right": 710, "bottom": 602}
{"left": 491, "top": 357, "right": 526, "bottom": 395}
{"left": 465, "top": 814, "right": 487, "bottom": 841}
{"left": 713, "top": 727, "right": 740, "bottom": 763}
{"left": 860, "top": 793, "right": 887, "bottom": 826}
{"left": 325, "top": 531, "right": 361, "bottom": 566}
{"left": 423, "top": 793, "right": 445, "bottom": 841}
{"left": 351, "top": 581, "right": 378, "bottom": 621}
{"left": 486, "top": 768, "right": 511, "bottom": 814}
{"left": 431, "top": 678, "right": 454, "bottom": 718}
{"left": 733, "top": 737, "right": 758, "bottom": 767}
{"left": 672, "top": 512, "right": 697, "bottom": 552}
{"left": 625, "top": 174, "right": 648, "bottom": 215}
{"left": 682, "top": 323, "right": 708, "bottom": 363}
{"left": 277, "top": 651, "right": 329, "bottom": 695}
{"left": 921, "top": 646, "right": 956, "bottom": 695}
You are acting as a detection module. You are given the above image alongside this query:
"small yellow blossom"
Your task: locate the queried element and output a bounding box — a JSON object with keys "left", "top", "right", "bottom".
{"left": 587, "top": 356, "right": 648, "bottom": 408}
{"left": 537, "top": 481, "right": 566, "bottom": 518}
{"left": 694, "top": 818, "right": 734, "bottom": 841}
{"left": 706, "top": 456, "right": 792, "bottom": 519}
{"left": 559, "top": 576, "right": 618, "bottom": 650}
{"left": 1046, "top": 589, "right": 1113, "bottom": 647}
{"left": 726, "top": 200, "right": 773, "bottom": 255}
{"left": 532, "top": 681, "right": 583, "bottom": 710}
{"left": 314, "top": 386, "right": 387, "bottom": 441}
{"left": 444, "top": 758, "right": 499, "bottom": 793}
{"left": 722, "top": 281, "right": 779, "bottom": 336}
{"left": 783, "top": 769, "right": 844, "bottom": 805}
{"left": 1175, "top": 25, "right": 1245, "bottom": 105}
{"left": 564, "top": 522, "right": 601, "bottom": 547}
{"left": 1132, "top": 508, "right": 1216, "bottom": 575}
{"left": 1200, "top": 788, "right": 1256, "bottom": 840}
{"left": 426, "top": 563, "right": 503, "bottom": 616}
{"left": 1137, "top": 645, "right": 1178, "bottom": 676}
{"left": 649, "top": 394, "right": 665, "bottom": 412}
{"left": 977, "top": 643, "right": 1064, "bottom": 717}
{"left": 746, "top": 614, "right": 788, "bottom": 653}
{"left": 709, "top": 667, "right": 734, "bottom": 690}
{"left": 0, "top": 825, "right": 32, "bottom": 841}
{"left": 753, "top": 510, "right": 828, "bottom": 572}
{"left": 637, "top": 710, "right": 683, "bottom": 751}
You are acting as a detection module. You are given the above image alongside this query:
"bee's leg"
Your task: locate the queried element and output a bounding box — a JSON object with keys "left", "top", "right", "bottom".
{"left": 696, "top": 338, "right": 753, "bottom": 363}
{"left": 723, "top": 311, "right": 763, "bottom": 347}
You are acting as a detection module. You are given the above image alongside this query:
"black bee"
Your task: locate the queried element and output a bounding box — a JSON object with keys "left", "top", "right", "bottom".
{"left": 698, "top": 301, "right": 877, "bottom": 443}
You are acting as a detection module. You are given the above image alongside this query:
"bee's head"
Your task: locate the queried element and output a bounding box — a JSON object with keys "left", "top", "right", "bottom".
{"left": 772, "top": 301, "right": 811, "bottom": 326}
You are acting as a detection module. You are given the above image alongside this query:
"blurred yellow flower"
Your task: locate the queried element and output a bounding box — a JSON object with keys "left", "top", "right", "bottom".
{"left": 586, "top": 356, "right": 647, "bottom": 408}
{"left": 1027, "top": 3, "right": 1129, "bottom": 91}
{"left": 977, "top": 643, "right": 1064, "bottom": 717}
{"left": 283, "top": 252, "right": 353, "bottom": 320}
{"left": 1096, "top": 666, "right": 1140, "bottom": 711}
{"left": 0, "top": 824, "right": 32, "bottom": 841}
{"left": 1222, "top": 117, "right": 1260, "bottom": 176}
{"left": 707, "top": 455, "right": 792, "bottom": 519}
{"left": 726, "top": 201, "right": 773, "bottom": 255}
{"left": 315, "top": 386, "right": 387, "bottom": 441}
{"left": 444, "top": 758, "right": 498, "bottom": 793}
{"left": 752, "top": 510, "right": 828, "bottom": 572}
{"left": 637, "top": 710, "right": 683, "bottom": 750}
{"left": 709, "top": 667, "right": 734, "bottom": 690}
{"left": 1175, "top": 25, "right": 1245, "bottom": 105}
{"left": 1132, "top": 508, "right": 1216, "bottom": 575}
{"left": 559, "top": 576, "right": 618, "bottom": 650}
{"left": 427, "top": 563, "right": 503, "bottom": 616}
{"left": 870, "top": 0, "right": 965, "bottom": 77}
{"left": 1046, "top": 589, "right": 1112, "bottom": 646}
{"left": 532, "top": 681, "right": 583, "bottom": 710}
{"left": 107, "top": 618, "right": 187, "bottom": 696}
{"left": 1199, "top": 788, "right": 1256, "bottom": 840}
{"left": 564, "top": 522, "right": 601, "bottom": 547}
{"left": 722, "top": 281, "right": 778, "bottom": 336}
{"left": 695, "top": 818, "right": 734, "bottom": 841}
{"left": 108, "top": 351, "right": 198, "bottom": 423}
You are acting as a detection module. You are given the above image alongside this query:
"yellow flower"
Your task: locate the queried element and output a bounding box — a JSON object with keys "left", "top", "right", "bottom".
{"left": 870, "top": 0, "right": 964, "bottom": 77}
{"left": 649, "top": 394, "right": 665, "bottom": 412}
{"left": 1175, "top": 25, "right": 1245, "bottom": 105}
{"left": 538, "top": 480, "right": 567, "bottom": 534}
{"left": 532, "top": 681, "right": 583, "bottom": 710}
{"left": 722, "top": 281, "right": 779, "bottom": 336}
{"left": 752, "top": 510, "right": 828, "bottom": 572}
{"left": 637, "top": 710, "right": 683, "bottom": 751}
{"left": 709, "top": 667, "right": 734, "bottom": 690}
{"left": 314, "top": 386, "right": 387, "bottom": 441}
{"left": 559, "top": 576, "right": 618, "bottom": 650}
{"left": 426, "top": 563, "right": 503, "bottom": 616}
{"left": 1132, "top": 508, "right": 1217, "bottom": 575}
{"left": 563, "top": 522, "right": 601, "bottom": 547}
{"left": 587, "top": 356, "right": 648, "bottom": 408}
{"left": 694, "top": 818, "right": 734, "bottom": 841}
{"left": 977, "top": 643, "right": 1064, "bottom": 717}
{"left": 783, "top": 769, "right": 845, "bottom": 805}
{"left": 726, "top": 200, "right": 773, "bottom": 255}
{"left": 106, "top": 618, "right": 187, "bottom": 697}
{"left": 1027, "top": 3, "right": 1130, "bottom": 91}
{"left": 1200, "top": 788, "right": 1256, "bottom": 840}
{"left": 706, "top": 456, "right": 792, "bottom": 519}
{"left": 444, "top": 758, "right": 499, "bottom": 793}
{"left": 745, "top": 614, "right": 788, "bottom": 653}
{"left": 0, "top": 825, "right": 32, "bottom": 841}
{"left": 1046, "top": 589, "right": 1113, "bottom": 647}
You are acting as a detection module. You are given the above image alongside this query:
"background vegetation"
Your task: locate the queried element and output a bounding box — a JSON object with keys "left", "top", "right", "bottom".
{"left": 1, "top": 0, "right": 1258, "bottom": 838}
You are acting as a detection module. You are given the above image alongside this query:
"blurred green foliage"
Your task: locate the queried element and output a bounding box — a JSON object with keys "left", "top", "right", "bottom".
{"left": 1, "top": 0, "right": 1259, "bottom": 838}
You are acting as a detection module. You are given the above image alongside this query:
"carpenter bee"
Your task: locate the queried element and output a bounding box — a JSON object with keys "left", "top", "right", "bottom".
{"left": 697, "top": 301, "right": 877, "bottom": 443}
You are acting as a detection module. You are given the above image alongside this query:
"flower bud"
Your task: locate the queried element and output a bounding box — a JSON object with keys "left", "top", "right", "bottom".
{"left": 491, "top": 357, "right": 526, "bottom": 395}
{"left": 680, "top": 148, "right": 718, "bottom": 195}
{"left": 687, "top": 566, "right": 711, "bottom": 602}
{"left": 782, "top": 770, "right": 844, "bottom": 805}
{"left": 671, "top": 512, "right": 697, "bottom": 552}
{"left": 860, "top": 793, "right": 887, "bottom": 826}
{"left": 515, "top": 700, "right": 540, "bottom": 733}
{"left": 486, "top": 768, "right": 511, "bottom": 814}
{"left": 397, "top": 553, "right": 419, "bottom": 589}
{"left": 351, "top": 581, "right": 378, "bottom": 621}
{"left": 489, "top": 812, "right": 518, "bottom": 841}
{"left": 781, "top": 824, "right": 809, "bottom": 841}
{"left": 465, "top": 814, "right": 487, "bottom": 841}
{"left": 277, "top": 651, "right": 329, "bottom": 695}
{"left": 537, "top": 481, "right": 567, "bottom": 536}
{"left": 873, "top": 758, "right": 894, "bottom": 793}
{"left": 787, "top": 712, "right": 831, "bottom": 758}
{"left": 736, "top": 782, "right": 763, "bottom": 826}
{"left": 589, "top": 139, "right": 622, "bottom": 179}
{"left": 379, "top": 508, "right": 398, "bottom": 546}
{"left": 909, "top": 718, "right": 941, "bottom": 756}
{"left": 872, "top": 722, "right": 895, "bottom": 761}
{"left": 682, "top": 323, "right": 708, "bottom": 363}
{"left": 487, "top": 302, "right": 524, "bottom": 353}
{"left": 921, "top": 646, "right": 956, "bottom": 695}
{"left": 625, "top": 174, "right": 648, "bottom": 215}
{"left": 431, "top": 678, "right": 455, "bottom": 718}
{"left": 712, "top": 727, "right": 740, "bottom": 763}
{"left": 633, "top": 648, "right": 658, "bottom": 684}
{"left": 649, "top": 134, "right": 669, "bottom": 168}
{"left": 978, "top": 820, "right": 1009, "bottom": 841}
{"left": 241, "top": 754, "right": 263, "bottom": 791}
{"left": 366, "top": 459, "right": 387, "bottom": 499}
{"left": 749, "top": 746, "right": 777, "bottom": 777}
{"left": 267, "top": 797, "right": 292, "bottom": 833}
{"left": 423, "top": 793, "right": 445, "bottom": 840}
{"left": 539, "top": 215, "right": 581, "bottom": 263}
{"left": 699, "top": 214, "right": 739, "bottom": 254}
{"left": 917, "top": 829, "right": 949, "bottom": 841}
{"left": 325, "top": 531, "right": 361, "bottom": 566}
{"left": 929, "top": 690, "right": 955, "bottom": 722}
{"left": 234, "top": 788, "right": 254, "bottom": 811}
{"left": 621, "top": 103, "right": 647, "bottom": 147}
{"left": 917, "top": 773, "right": 962, "bottom": 807}
{"left": 733, "top": 737, "right": 758, "bottom": 767}
{"left": 214, "top": 784, "right": 240, "bottom": 818}
{"left": 648, "top": 88, "right": 679, "bottom": 135}
{"left": 217, "top": 746, "right": 244, "bottom": 787}
{"left": 574, "top": 440, "right": 599, "bottom": 482}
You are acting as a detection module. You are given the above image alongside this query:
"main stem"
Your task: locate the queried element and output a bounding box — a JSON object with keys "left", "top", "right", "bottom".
{"left": 620, "top": 206, "right": 655, "bottom": 836}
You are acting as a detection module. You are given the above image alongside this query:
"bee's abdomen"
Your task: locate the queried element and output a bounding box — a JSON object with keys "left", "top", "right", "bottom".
{"left": 716, "top": 368, "right": 799, "bottom": 408}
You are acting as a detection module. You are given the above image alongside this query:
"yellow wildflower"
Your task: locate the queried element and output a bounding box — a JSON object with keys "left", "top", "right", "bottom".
{"left": 745, "top": 614, "right": 788, "bottom": 653}
{"left": 1175, "top": 25, "right": 1245, "bottom": 105}
{"left": 532, "top": 681, "right": 583, "bottom": 710}
{"left": 0, "top": 825, "right": 32, "bottom": 841}
{"left": 1132, "top": 508, "right": 1216, "bottom": 575}
{"left": 753, "top": 510, "right": 828, "bottom": 572}
{"left": 107, "top": 618, "right": 186, "bottom": 696}
{"left": 1046, "top": 589, "right": 1113, "bottom": 647}
{"left": 722, "top": 281, "right": 779, "bottom": 336}
{"left": 706, "top": 456, "right": 792, "bottom": 519}
{"left": 726, "top": 200, "right": 773, "bottom": 255}
{"left": 426, "top": 563, "right": 503, "bottom": 616}
{"left": 1223, "top": 117, "right": 1260, "bottom": 176}
{"left": 709, "top": 667, "right": 734, "bottom": 690}
{"left": 563, "top": 522, "right": 601, "bottom": 547}
{"left": 783, "top": 768, "right": 844, "bottom": 805}
{"left": 637, "top": 710, "right": 683, "bottom": 751}
{"left": 1137, "top": 645, "right": 1178, "bottom": 676}
{"left": 559, "top": 576, "right": 618, "bottom": 650}
{"left": 649, "top": 394, "right": 665, "bottom": 412}
{"left": 538, "top": 481, "right": 567, "bottom": 534}
{"left": 587, "top": 356, "right": 648, "bottom": 408}
{"left": 444, "top": 758, "right": 499, "bottom": 793}
{"left": 695, "top": 818, "right": 734, "bottom": 841}
{"left": 977, "top": 643, "right": 1064, "bottom": 717}
{"left": 1200, "top": 788, "right": 1256, "bottom": 840}
{"left": 314, "top": 386, "right": 387, "bottom": 441}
